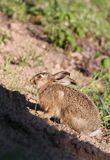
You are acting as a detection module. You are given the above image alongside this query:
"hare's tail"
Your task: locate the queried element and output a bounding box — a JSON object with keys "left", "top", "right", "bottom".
{"left": 89, "top": 128, "right": 102, "bottom": 137}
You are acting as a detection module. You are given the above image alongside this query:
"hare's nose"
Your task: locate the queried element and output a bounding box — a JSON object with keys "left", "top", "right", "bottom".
{"left": 30, "top": 78, "right": 36, "bottom": 85}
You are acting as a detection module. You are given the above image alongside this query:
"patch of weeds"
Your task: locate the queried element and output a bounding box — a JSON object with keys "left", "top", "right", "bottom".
{"left": 0, "top": 0, "right": 29, "bottom": 21}
{"left": 1, "top": 0, "right": 110, "bottom": 50}
{"left": 26, "top": 48, "right": 44, "bottom": 67}
{"left": 32, "top": 55, "right": 44, "bottom": 67}
{"left": 19, "top": 48, "right": 44, "bottom": 67}
{"left": 25, "top": 0, "right": 110, "bottom": 50}
{"left": 26, "top": 85, "right": 38, "bottom": 97}
{"left": 15, "top": 49, "right": 34, "bottom": 67}
{"left": 101, "top": 57, "right": 110, "bottom": 68}
{"left": 3, "top": 56, "right": 12, "bottom": 72}
{"left": 19, "top": 55, "right": 29, "bottom": 66}
{"left": 9, "top": 76, "right": 20, "bottom": 91}
{"left": 0, "top": 30, "right": 12, "bottom": 45}
{"left": 79, "top": 69, "right": 110, "bottom": 130}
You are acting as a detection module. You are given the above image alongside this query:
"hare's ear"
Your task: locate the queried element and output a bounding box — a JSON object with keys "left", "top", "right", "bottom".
{"left": 53, "top": 71, "right": 70, "bottom": 80}
{"left": 53, "top": 71, "right": 77, "bottom": 86}
{"left": 66, "top": 77, "right": 77, "bottom": 85}
{"left": 56, "top": 77, "right": 77, "bottom": 86}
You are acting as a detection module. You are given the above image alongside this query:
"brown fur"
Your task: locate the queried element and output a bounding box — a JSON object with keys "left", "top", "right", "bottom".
{"left": 30, "top": 72, "right": 100, "bottom": 135}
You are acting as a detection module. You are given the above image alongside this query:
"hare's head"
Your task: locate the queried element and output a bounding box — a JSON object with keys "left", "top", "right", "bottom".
{"left": 30, "top": 72, "right": 51, "bottom": 89}
{"left": 30, "top": 71, "right": 76, "bottom": 89}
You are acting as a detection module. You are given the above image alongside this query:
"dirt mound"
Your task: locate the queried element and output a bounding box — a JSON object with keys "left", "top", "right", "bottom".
{"left": 0, "top": 85, "right": 80, "bottom": 160}
{"left": 0, "top": 85, "right": 110, "bottom": 160}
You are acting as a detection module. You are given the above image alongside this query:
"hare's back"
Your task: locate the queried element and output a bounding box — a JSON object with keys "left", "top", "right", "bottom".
{"left": 41, "top": 84, "right": 97, "bottom": 111}
{"left": 50, "top": 84, "right": 98, "bottom": 113}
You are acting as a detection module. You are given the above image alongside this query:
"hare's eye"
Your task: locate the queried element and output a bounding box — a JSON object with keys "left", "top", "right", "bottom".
{"left": 37, "top": 74, "right": 43, "bottom": 79}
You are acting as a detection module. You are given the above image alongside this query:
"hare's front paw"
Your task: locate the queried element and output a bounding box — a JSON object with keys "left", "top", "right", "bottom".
{"left": 41, "top": 112, "right": 61, "bottom": 124}
{"left": 50, "top": 116, "right": 61, "bottom": 124}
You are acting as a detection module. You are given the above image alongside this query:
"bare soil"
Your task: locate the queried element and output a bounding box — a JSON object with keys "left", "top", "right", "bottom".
{"left": 0, "top": 13, "right": 110, "bottom": 160}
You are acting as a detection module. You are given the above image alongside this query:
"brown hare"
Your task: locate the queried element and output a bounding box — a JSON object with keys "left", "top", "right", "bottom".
{"left": 30, "top": 71, "right": 101, "bottom": 136}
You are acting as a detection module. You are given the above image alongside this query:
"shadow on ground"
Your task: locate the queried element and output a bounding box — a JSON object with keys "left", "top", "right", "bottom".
{"left": 0, "top": 85, "right": 110, "bottom": 160}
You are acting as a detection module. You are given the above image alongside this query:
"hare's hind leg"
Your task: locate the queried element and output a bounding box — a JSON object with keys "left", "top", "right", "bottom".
{"left": 71, "top": 117, "right": 89, "bottom": 133}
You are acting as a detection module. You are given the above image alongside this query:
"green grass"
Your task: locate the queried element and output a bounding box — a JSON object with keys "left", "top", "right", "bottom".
{"left": 0, "top": 30, "right": 12, "bottom": 45}
{"left": 79, "top": 69, "right": 110, "bottom": 130}
{"left": 19, "top": 48, "right": 44, "bottom": 67}
{"left": 0, "top": 0, "right": 28, "bottom": 21}
{"left": 0, "top": 0, "right": 110, "bottom": 50}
